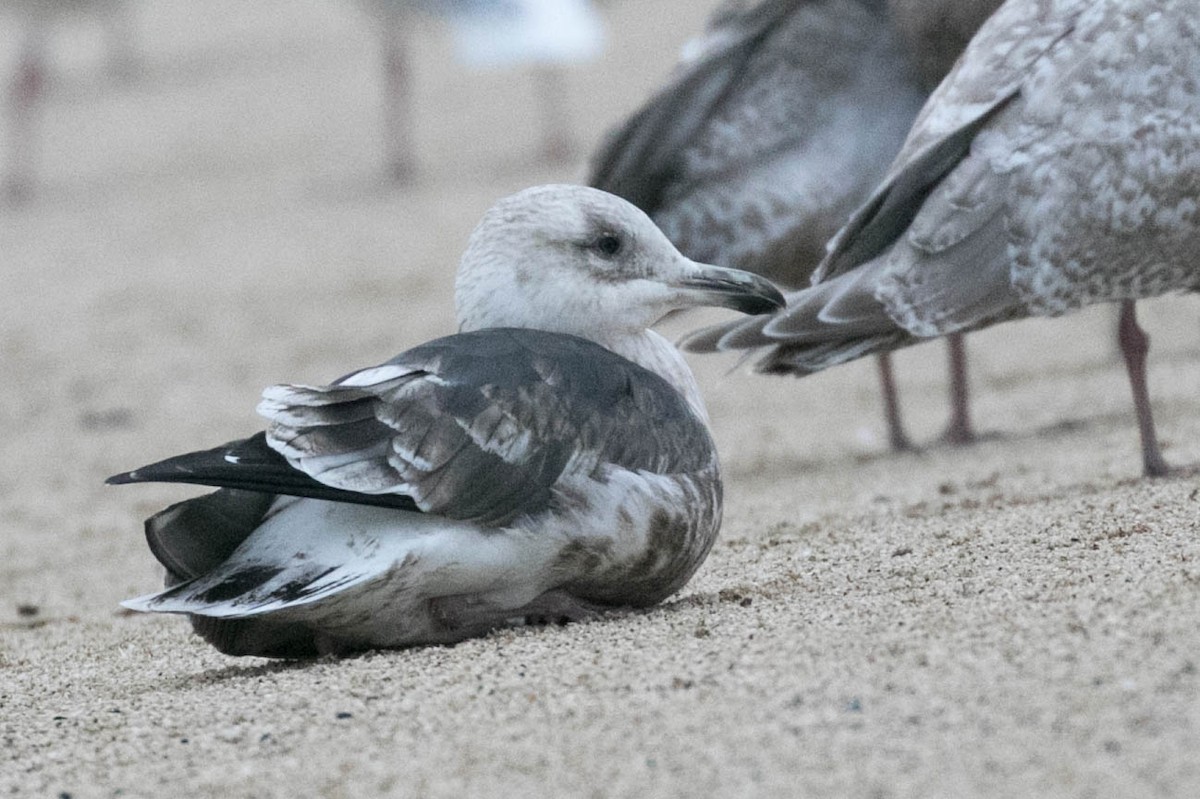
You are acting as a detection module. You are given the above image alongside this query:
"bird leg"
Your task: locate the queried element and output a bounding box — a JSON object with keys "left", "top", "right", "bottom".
{"left": 1117, "top": 300, "right": 1169, "bottom": 477}
{"left": 876, "top": 352, "right": 915, "bottom": 451}
{"left": 381, "top": 24, "right": 416, "bottom": 183}
{"left": 4, "top": 29, "right": 47, "bottom": 204}
{"left": 941, "top": 333, "right": 976, "bottom": 445}
{"left": 101, "top": 0, "right": 140, "bottom": 82}
{"left": 531, "top": 66, "right": 575, "bottom": 164}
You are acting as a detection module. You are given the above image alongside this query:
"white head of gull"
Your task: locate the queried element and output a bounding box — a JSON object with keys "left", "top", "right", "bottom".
{"left": 682, "top": 0, "right": 1200, "bottom": 477}
{"left": 455, "top": 184, "right": 783, "bottom": 421}
{"left": 108, "top": 184, "right": 784, "bottom": 658}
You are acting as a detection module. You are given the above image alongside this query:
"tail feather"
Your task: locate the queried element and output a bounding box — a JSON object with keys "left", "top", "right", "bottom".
{"left": 681, "top": 257, "right": 911, "bottom": 375}
{"left": 188, "top": 615, "right": 319, "bottom": 658}
{"left": 762, "top": 257, "right": 896, "bottom": 341}
{"left": 677, "top": 313, "right": 771, "bottom": 353}
{"left": 754, "top": 332, "right": 910, "bottom": 375}
{"left": 125, "top": 499, "right": 430, "bottom": 624}
{"left": 145, "top": 489, "right": 276, "bottom": 583}
{"left": 131, "top": 488, "right": 327, "bottom": 658}
{"left": 123, "top": 557, "right": 377, "bottom": 620}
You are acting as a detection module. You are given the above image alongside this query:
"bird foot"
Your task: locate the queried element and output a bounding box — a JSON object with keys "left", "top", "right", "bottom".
{"left": 1142, "top": 453, "right": 1172, "bottom": 478}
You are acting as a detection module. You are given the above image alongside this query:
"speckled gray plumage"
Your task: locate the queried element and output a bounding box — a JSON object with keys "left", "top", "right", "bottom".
{"left": 590, "top": 0, "right": 928, "bottom": 288}
{"left": 593, "top": 0, "right": 1006, "bottom": 451}
{"left": 687, "top": 0, "right": 1200, "bottom": 360}
{"left": 681, "top": 0, "right": 1198, "bottom": 473}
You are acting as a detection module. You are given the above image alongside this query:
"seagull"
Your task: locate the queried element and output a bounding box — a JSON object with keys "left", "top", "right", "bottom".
{"left": 358, "top": 0, "right": 604, "bottom": 181}
{"left": 681, "top": 0, "right": 1200, "bottom": 477}
{"left": 108, "top": 184, "right": 785, "bottom": 658}
{"left": 2, "top": 0, "right": 136, "bottom": 201}
{"left": 589, "top": 0, "right": 1000, "bottom": 452}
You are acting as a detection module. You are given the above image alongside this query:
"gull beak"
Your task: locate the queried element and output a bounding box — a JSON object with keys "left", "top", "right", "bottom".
{"left": 674, "top": 261, "right": 787, "bottom": 316}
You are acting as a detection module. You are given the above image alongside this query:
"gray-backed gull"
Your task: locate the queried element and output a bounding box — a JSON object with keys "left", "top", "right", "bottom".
{"left": 109, "top": 184, "right": 785, "bottom": 657}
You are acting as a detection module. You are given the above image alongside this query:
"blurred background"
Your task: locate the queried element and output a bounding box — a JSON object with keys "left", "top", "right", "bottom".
{"left": 4, "top": 7, "right": 1200, "bottom": 795}
{"left": 2, "top": 0, "right": 1198, "bottom": 613}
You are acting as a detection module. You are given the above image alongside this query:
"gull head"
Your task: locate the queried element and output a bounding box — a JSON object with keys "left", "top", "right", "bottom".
{"left": 455, "top": 185, "right": 785, "bottom": 338}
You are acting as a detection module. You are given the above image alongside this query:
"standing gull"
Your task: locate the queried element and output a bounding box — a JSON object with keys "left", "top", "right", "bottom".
{"left": 108, "top": 184, "right": 784, "bottom": 658}
{"left": 682, "top": 0, "right": 1200, "bottom": 476}
{"left": 359, "top": 0, "right": 603, "bottom": 181}
{"left": 589, "top": 0, "right": 999, "bottom": 451}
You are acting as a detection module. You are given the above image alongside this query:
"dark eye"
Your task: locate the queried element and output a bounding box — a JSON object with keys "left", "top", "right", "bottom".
{"left": 593, "top": 233, "right": 622, "bottom": 258}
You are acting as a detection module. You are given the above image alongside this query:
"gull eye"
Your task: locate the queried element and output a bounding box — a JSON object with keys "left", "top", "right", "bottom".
{"left": 593, "top": 232, "right": 623, "bottom": 258}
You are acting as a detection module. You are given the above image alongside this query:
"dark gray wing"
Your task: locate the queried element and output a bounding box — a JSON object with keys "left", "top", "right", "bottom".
{"left": 257, "top": 328, "right": 714, "bottom": 527}
{"left": 110, "top": 330, "right": 710, "bottom": 529}
{"left": 107, "top": 432, "right": 420, "bottom": 511}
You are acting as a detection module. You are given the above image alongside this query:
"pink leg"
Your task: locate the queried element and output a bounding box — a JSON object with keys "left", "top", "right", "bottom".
{"left": 1117, "top": 300, "right": 1169, "bottom": 477}
{"left": 5, "top": 33, "right": 47, "bottom": 203}
{"left": 942, "top": 333, "right": 976, "bottom": 445}
{"left": 531, "top": 66, "right": 574, "bottom": 164}
{"left": 101, "top": 0, "right": 139, "bottom": 82}
{"left": 381, "top": 25, "right": 416, "bottom": 182}
{"left": 877, "top": 352, "right": 914, "bottom": 451}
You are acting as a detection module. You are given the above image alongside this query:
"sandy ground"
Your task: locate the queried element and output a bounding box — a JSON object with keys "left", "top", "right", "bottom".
{"left": 3, "top": 1, "right": 1200, "bottom": 796}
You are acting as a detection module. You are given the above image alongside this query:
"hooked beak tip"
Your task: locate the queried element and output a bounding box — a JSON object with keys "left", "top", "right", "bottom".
{"left": 678, "top": 264, "right": 786, "bottom": 316}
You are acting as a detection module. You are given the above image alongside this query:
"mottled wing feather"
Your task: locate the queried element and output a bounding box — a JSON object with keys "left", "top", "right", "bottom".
{"left": 655, "top": 0, "right": 927, "bottom": 285}
{"left": 813, "top": 0, "right": 1083, "bottom": 284}
{"left": 588, "top": 0, "right": 810, "bottom": 212}
{"left": 260, "top": 328, "right": 714, "bottom": 527}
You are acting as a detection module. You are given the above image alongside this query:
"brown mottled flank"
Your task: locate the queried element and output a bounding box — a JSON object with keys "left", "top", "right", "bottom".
{"left": 564, "top": 468, "right": 724, "bottom": 605}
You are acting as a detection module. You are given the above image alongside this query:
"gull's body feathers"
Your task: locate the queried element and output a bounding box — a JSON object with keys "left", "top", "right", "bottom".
{"left": 683, "top": 0, "right": 1200, "bottom": 372}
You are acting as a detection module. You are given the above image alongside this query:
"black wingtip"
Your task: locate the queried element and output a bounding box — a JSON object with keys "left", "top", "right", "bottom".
{"left": 102, "top": 433, "right": 423, "bottom": 512}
